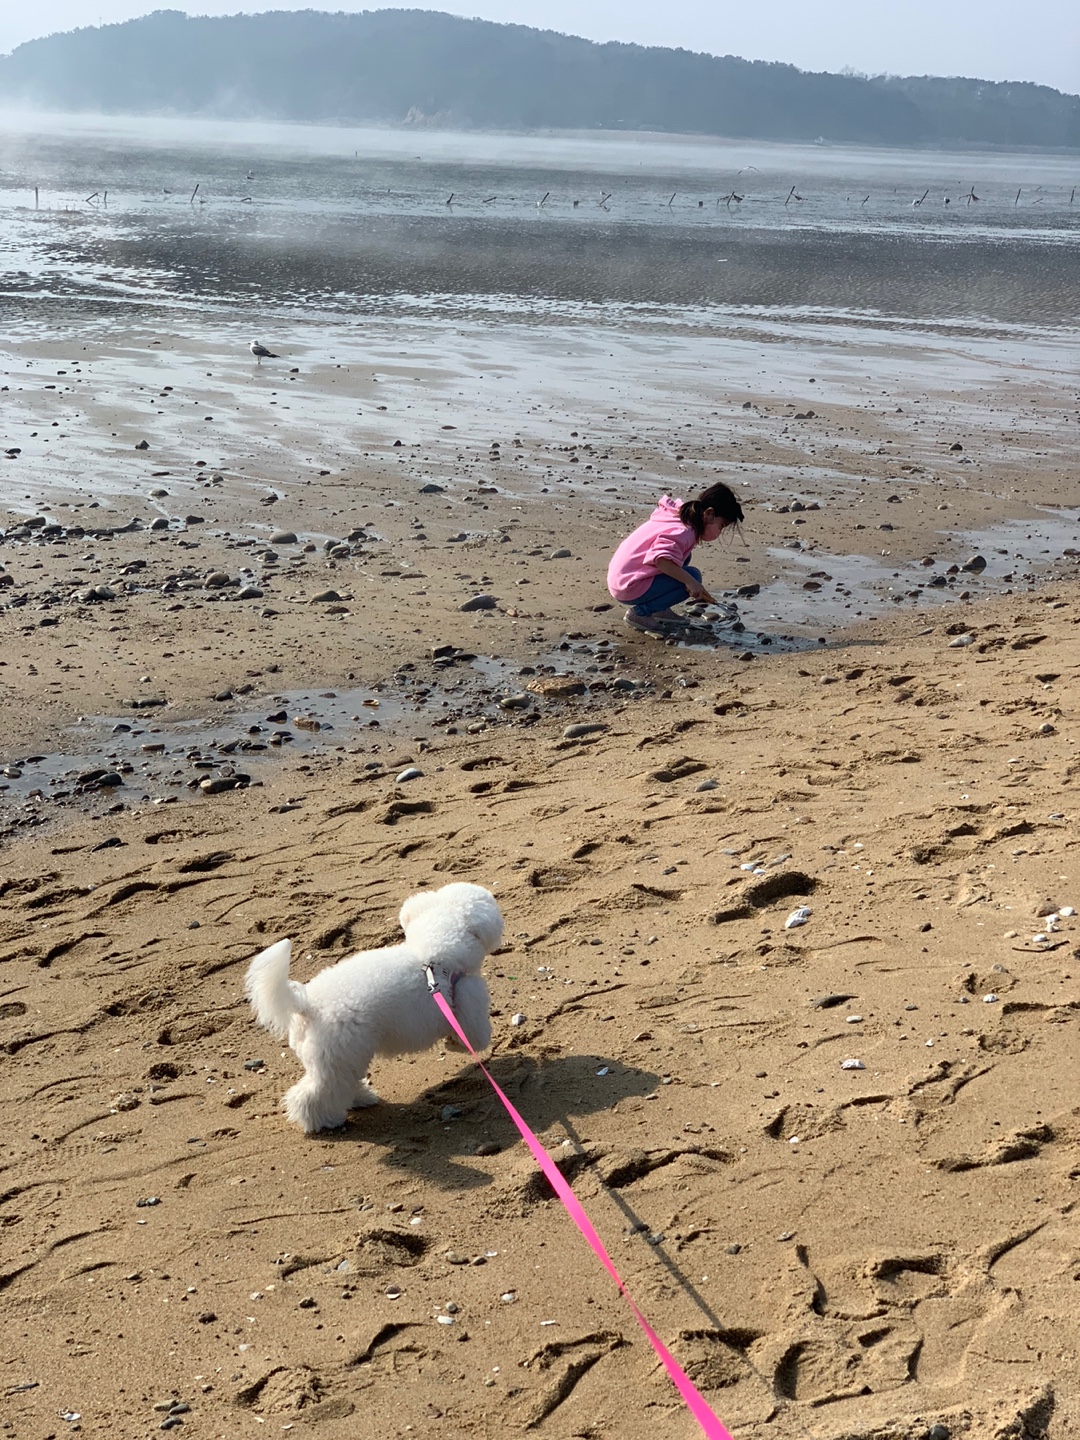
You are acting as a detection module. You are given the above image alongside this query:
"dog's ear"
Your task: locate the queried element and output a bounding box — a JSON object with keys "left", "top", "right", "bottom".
{"left": 469, "top": 896, "right": 504, "bottom": 954}
{"left": 399, "top": 889, "right": 440, "bottom": 932}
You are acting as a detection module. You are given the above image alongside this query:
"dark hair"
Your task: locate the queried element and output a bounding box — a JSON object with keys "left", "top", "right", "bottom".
{"left": 678, "top": 482, "right": 744, "bottom": 540}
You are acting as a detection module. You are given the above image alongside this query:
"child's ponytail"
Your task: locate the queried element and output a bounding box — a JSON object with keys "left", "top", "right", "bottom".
{"left": 678, "top": 482, "right": 744, "bottom": 540}
{"left": 678, "top": 497, "right": 706, "bottom": 537}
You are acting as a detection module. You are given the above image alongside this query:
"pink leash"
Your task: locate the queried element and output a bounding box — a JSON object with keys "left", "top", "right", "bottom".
{"left": 426, "top": 969, "right": 734, "bottom": 1440}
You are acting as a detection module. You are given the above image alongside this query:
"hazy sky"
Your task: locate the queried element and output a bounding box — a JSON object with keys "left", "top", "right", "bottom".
{"left": 1, "top": 2, "right": 1078, "bottom": 95}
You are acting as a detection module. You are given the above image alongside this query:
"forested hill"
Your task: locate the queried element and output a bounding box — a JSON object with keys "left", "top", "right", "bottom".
{"left": 1, "top": 8, "right": 1078, "bottom": 150}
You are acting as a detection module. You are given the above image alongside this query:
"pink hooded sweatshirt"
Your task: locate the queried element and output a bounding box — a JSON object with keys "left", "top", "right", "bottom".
{"left": 606, "top": 495, "right": 694, "bottom": 602}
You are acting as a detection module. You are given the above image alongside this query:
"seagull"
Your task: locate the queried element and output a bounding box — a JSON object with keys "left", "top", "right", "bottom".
{"left": 249, "top": 340, "right": 279, "bottom": 364}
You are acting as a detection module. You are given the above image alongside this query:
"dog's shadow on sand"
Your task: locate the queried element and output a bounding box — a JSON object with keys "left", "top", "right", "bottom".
{"left": 321, "top": 1049, "right": 661, "bottom": 1189}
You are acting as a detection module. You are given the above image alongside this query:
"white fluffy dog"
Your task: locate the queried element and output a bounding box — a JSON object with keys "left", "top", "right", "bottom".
{"left": 245, "top": 882, "right": 503, "bottom": 1133}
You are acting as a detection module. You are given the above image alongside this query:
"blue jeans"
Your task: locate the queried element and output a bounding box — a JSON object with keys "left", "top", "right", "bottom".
{"left": 630, "top": 565, "right": 701, "bottom": 616}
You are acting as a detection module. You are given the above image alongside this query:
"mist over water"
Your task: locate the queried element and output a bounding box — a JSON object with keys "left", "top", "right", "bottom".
{"left": 1, "top": 111, "right": 1079, "bottom": 328}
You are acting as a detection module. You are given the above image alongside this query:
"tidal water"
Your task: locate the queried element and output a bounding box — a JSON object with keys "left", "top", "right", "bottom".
{"left": 1, "top": 110, "right": 1078, "bottom": 328}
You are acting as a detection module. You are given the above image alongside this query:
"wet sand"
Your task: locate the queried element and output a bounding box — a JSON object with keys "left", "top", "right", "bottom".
{"left": 2, "top": 118, "right": 1080, "bottom": 1440}
{"left": 1, "top": 298, "right": 1078, "bottom": 769}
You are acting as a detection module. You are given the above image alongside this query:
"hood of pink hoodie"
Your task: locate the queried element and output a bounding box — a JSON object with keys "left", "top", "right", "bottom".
{"left": 650, "top": 495, "right": 683, "bottom": 523}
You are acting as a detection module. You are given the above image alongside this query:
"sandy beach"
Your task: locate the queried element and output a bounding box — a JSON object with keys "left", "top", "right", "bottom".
{"left": 1, "top": 116, "right": 1079, "bottom": 1440}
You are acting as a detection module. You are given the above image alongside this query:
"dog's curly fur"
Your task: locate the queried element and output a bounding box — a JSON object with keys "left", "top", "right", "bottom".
{"left": 245, "top": 882, "right": 503, "bottom": 1133}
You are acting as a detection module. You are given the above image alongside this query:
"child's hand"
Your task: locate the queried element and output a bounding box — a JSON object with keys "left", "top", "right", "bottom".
{"left": 685, "top": 577, "right": 715, "bottom": 604}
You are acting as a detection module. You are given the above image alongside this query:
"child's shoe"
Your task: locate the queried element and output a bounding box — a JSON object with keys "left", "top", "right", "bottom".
{"left": 624, "top": 608, "right": 680, "bottom": 633}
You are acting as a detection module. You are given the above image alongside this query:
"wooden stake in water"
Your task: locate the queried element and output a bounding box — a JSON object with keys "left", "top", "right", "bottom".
{"left": 34, "top": 186, "right": 39, "bottom": 209}
{"left": 190, "top": 183, "right": 200, "bottom": 204}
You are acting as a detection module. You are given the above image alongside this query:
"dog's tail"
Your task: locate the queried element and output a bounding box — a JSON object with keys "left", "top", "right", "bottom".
{"left": 245, "top": 939, "right": 308, "bottom": 1040}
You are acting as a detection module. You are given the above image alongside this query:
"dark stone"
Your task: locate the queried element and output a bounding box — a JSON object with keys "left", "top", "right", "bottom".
{"left": 563, "top": 722, "right": 607, "bottom": 739}
{"left": 199, "top": 776, "right": 241, "bottom": 794}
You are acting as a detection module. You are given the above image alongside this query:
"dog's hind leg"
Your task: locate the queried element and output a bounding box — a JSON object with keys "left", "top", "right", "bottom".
{"left": 346, "top": 1041, "right": 380, "bottom": 1108}
{"left": 282, "top": 1045, "right": 359, "bottom": 1134}
{"left": 351, "top": 1076, "right": 381, "bottom": 1108}
{"left": 282, "top": 1076, "right": 349, "bottom": 1133}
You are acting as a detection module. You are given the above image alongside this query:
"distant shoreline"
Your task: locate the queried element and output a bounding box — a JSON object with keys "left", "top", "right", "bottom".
{"left": 2, "top": 107, "right": 1080, "bottom": 163}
